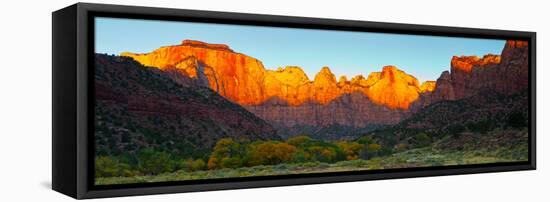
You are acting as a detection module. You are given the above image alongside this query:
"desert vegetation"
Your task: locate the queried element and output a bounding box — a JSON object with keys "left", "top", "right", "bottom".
{"left": 95, "top": 125, "right": 528, "bottom": 185}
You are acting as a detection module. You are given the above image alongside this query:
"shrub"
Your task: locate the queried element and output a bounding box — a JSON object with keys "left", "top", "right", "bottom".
{"left": 136, "top": 149, "right": 174, "bottom": 175}
{"left": 395, "top": 143, "right": 409, "bottom": 152}
{"left": 178, "top": 159, "right": 206, "bottom": 172}
{"left": 467, "top": 120, "right": 494, "bottom": 134}
{"left": 413, "top": 132, "right": 431, "bottom": 148}
{"left": 507, "top": 111, "right": 527, "bottom": 128}
{"left": 448, "top": 124, "right": 465, "bottom": 136}
{"left": 95, "top": 156, "right": 135, "bottom": 178}
{"left": 220, "top": 157, "right": 242, "bottom": 168}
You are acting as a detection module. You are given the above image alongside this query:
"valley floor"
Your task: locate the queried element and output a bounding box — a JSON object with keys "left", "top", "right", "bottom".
{"left": 95, "top": 145, "right": 527, "bottom": 185}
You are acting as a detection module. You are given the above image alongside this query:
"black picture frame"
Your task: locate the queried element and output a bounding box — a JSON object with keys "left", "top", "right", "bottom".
{"left": 52, "top": 2, "right": 536, "bottom": 199}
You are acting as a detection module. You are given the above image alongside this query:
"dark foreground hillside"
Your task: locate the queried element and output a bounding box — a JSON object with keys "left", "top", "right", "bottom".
{"left": 365, "top": 89, "right": 529, "bottom": 153}
{"left": 94, "top": 54, "right": 279, "bottom": 159}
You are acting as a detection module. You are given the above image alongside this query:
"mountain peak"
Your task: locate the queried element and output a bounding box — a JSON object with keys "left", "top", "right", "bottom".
{"left": 180, "top": 39, "right": 234, "bottom": 52}
{"left": 267, "top": 66, "right": 310, "bottom": 87}
{"left": 380, "top": 65, "right": 402, "bottom": 81}
{"left": 382, "top": 65, "right": 398, "bottom": 73}
{"left": 314, "top": 66, "right": 336, "bottom": 84}
{"left": 319, "top": 66, "right": 333, "bottom": 74}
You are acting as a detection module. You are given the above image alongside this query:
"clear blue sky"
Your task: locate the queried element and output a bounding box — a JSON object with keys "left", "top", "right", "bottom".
{"left": 95, "top": 17, "right": 505, "bottom": 82}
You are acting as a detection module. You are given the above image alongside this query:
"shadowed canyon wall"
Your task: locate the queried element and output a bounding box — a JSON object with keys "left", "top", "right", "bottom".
{"left": 413, "top": 40, "right": 529, "bottom": 109}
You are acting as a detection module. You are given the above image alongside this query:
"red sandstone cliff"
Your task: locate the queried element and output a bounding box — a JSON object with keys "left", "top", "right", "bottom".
{"left": 122, "top": 40, "right": 268, "bottom": 105}
{"left": 247, "top": 66, "right": 423, "bottom": 127}
{"left": 414, "top": 40, "right": 529, "bottom": 110}
{"left": 121, "top": 39, "right": 528, "bottom": 129}
{"left": 122, "top": 40, "right": 433, "bottom": 111}
{"left": 496, "top": 40, "right": 529, "bottom": 95}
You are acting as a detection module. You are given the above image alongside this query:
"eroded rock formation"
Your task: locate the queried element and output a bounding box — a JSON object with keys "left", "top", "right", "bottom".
{"left": 121, "top": 39, "right": 528, "bottom": 132}
{"left": 414, "top": 40, "right": 529, "bottom": 110}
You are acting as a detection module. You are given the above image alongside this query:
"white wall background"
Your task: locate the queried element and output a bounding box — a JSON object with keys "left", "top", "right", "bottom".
{"left": 0, "top": 0, "right": 547, "bottom": 201}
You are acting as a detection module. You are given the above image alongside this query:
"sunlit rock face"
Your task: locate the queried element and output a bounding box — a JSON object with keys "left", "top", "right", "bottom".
{"left": 363, "top": 66, "right": 423, "bottom": 110}
{"left": 120, "top": 39, "right": 528, "bottom": 129}
{"left": 312, "top": 67, "right": 340, "bottom": 105}
{"left": 420, "top": 81, "right": 437, "bottom": 93}
{"left": 252, "top": 66, "right": 431, "bottom": 127}
{"left": 121, "top": 40, "right": 442, "bottom": 128}
{"left": 121, "top": 40, "right": 269, "bottom": 106}
{"left": 122, "top": 40, "right": 434, "bottom": 113}
{"left": 262, "top": 66, "right": 313, "bottom": 106}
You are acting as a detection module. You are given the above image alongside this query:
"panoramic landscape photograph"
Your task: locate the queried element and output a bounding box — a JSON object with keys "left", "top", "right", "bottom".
{"left": 93, "top": 17, "right": 529, "bottom": 185}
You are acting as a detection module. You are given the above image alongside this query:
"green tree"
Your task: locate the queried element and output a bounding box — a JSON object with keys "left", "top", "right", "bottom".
{"left": 136, "top": 149, "right": 174, "bottom": 175}
{"left": 208, "top": 138, "right": 245, "bottom": 169}
{"left": 287, "top": 136, "right": 314, "bottom": 147}
{"left": 357, "top": 136, "right": 374, "bottom": 145}
{"left": 307, "top": 146, "right": 339, "bottom": 163}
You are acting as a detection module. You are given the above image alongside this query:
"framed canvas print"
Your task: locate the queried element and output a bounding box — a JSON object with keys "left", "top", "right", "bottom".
{"left": 52, "top": 3, "right": 536, "bottom": 199}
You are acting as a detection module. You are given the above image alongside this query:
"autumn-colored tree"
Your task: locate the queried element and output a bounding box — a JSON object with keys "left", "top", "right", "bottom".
{"left": 207, "top": 156, "right": 219, "bottom": 170}
{"left": 288, "top": 136, "right": 347, "bottom": 163}
{"left": 246, "top": 142, "right": 297, "bottom": 166}
{"left": 308, "top": 146, "right": 338, "bottom": 163}
{"left": 337, "top": 141, "right": 364, "bottom": 160}
{"left": 208, "top": 138, "right": 245, "bottom": 169}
